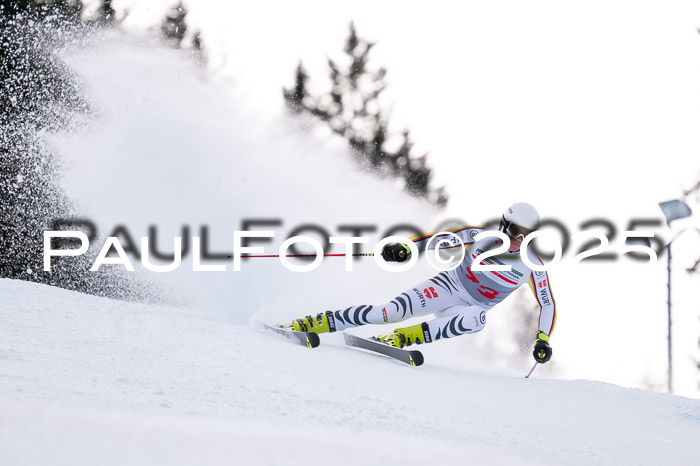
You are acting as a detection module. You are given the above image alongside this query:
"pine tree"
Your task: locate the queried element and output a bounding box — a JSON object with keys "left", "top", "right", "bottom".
{"left": 159, "top": 2, "right": 204, "bottom": 55}
{"left": 283, "top": 23, "right": 447, "bottom": 206}
{"left": 162, "top": 2, "right": 188, "bottom": 45}
{"left": 97, "top": 0, "right": 116, "bottom": 24}
{"left": 0, "top": 1, "right": 151, "bottom": 300}
{"left": 283, "top": 62, "right": 309, "bottom": 115}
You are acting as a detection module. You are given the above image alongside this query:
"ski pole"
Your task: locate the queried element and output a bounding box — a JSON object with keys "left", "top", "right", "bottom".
{"left": 228, "top": 253, "right": 375, "bottom": 258}
{"left": 524, "top": 362, "right": 538, "bottom": 379}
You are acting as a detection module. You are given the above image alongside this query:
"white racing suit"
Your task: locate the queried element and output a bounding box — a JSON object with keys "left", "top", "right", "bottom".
{"left": 328, "top": 226, "right": 557, "bottom": 341}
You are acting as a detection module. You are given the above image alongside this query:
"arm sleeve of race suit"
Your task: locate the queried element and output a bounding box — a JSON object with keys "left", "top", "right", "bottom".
{"left": 527, "top": 260, "right": 557, "bottom": 336}
{"left": 410, "top": 226, "right": 484, "bottom": 254}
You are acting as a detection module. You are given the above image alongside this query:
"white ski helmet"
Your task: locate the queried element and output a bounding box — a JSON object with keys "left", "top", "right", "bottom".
{"left": 499, "top": 202, "right": 540, "bottom": 239}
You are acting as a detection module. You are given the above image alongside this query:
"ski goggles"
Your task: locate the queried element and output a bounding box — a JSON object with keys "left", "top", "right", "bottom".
{"left": 505, "top": 223, "right": 534, "bottom": 240}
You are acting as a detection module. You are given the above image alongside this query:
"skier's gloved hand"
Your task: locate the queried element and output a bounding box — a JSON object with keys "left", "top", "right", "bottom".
{"left": 533, "top": 331, "right": 552, "bottom": 363}
{"left": 381, "top": 243, "right": 412, "bottom": 262}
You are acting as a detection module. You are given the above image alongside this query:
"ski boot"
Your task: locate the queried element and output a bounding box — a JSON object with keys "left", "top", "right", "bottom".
{"left": 284, "top": 310, "right": 336, "bottom": 334}
{"left": 375, "top": 323, "right": 428, "bottom": 348}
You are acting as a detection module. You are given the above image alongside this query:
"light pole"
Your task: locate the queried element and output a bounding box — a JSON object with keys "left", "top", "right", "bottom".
{"left": 658, "top": 199, "right": 692, "bottom": 394}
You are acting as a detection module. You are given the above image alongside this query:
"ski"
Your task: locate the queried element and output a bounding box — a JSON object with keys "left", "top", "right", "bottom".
{"left": 343, "top": 333, "right": 424, "bottom": 366}
{"left": 259, "top": 322, "right": 320, "bottom": 349}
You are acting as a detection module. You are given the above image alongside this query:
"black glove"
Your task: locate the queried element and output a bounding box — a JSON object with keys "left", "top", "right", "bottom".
{"left": 381, "top": 243, "right": 412, "bottom": 262}
{"left": 533, "top": 331, "right": 552, "bottom": 363}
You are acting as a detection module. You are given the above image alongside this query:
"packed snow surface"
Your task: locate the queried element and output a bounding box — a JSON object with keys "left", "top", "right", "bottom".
{"left": 0, "top": 278, "right": 698, "bottom": 465}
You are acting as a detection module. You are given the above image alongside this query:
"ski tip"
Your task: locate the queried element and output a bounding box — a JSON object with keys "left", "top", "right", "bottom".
{"left": 408, "top": 351, "right": 424, "bottom": 367}
{"left": 306, "top": 333, "right": 321, "bottom": 348}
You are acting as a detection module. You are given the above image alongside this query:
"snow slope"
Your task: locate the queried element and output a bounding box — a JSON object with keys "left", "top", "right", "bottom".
{"left": 1, "top": 278, "right": 698, "bottom": 465}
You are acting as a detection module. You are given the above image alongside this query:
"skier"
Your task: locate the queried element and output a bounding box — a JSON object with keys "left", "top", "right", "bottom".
{"left": 282, "top": 202, "right": 556, "bottom": 364}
